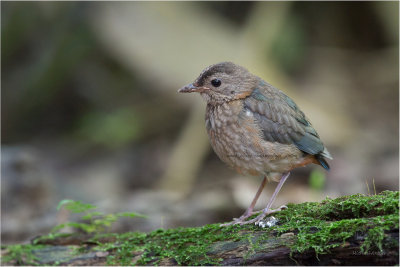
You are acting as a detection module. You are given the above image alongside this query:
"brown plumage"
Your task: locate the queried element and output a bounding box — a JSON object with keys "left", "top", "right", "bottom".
{"left": 178, "top": 62, "right": 332, "bottom": 226}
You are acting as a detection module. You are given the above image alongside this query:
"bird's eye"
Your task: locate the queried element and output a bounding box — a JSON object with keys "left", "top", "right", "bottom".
{"left": 211, "top": 79, "right": 221, "bottom": 87}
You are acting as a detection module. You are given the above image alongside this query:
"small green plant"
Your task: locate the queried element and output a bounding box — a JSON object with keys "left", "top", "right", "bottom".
{"left": 1, "top": 244, "right": 45, "bottom": 265}
{"left": 52, "top": 199, "right": 145, "bottom": 234}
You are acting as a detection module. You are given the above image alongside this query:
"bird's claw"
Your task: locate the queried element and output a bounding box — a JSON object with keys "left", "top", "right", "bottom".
{"left": 219, "top": 213, "right": 254, "bottom": 226}
{"left": 220, "top": 205, "right": 287, "bottom": 227}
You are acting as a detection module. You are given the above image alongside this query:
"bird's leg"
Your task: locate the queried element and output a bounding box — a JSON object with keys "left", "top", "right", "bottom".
{"left": 240, "top": 172, "right": 290, "bottom": 225}
{"left": 220, "top": 176, "right": 267, "bottom": 226}
{"left": 236, "top": 176, "right": 267, "bottom": 219}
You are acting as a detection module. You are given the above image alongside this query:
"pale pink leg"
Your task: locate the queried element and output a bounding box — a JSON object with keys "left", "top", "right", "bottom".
{"left": 220, "top": 176, "right": 267, "bottom": 226}
{"left": 240, "top": 172, "right": 290, "bottom": 225}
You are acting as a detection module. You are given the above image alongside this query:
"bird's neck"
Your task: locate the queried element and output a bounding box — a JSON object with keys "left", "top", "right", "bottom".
{"left": 201, "top": 92, "right": 232, "bottom": 105}
{"left": 201, "top": 90, "right": 253, "bottom": 106}
{"left": 206, "top": 100, "right": 244, "bottom": 126}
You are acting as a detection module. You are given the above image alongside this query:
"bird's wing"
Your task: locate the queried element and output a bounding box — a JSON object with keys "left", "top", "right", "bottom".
{"left": 243, "top": 81, "right": 332, "bottom": 163}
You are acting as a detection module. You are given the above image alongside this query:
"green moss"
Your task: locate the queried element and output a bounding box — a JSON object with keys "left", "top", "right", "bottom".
{"left": 95, "top": 224, "right": 244, "bottom": 265}
{"left": 91, "top": 191, "right": 398, "bottom": 265}
{"left": 267, "top": 190, "right": 399, "bottom": 255}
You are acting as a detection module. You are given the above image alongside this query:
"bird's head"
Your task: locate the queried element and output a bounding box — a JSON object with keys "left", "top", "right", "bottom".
{"left": 178, "top": 62, "right": 258, "bottom": 104}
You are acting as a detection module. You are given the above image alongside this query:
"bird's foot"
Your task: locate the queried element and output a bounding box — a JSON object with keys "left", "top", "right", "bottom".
{"left": 239, "top": 205, "right": 287, "bottom": 226}
{"left": 220, "top": 210, "right": 256, "bottom": 226}
{"left": 220, "top": 205, "right": 287, "bottom": 227}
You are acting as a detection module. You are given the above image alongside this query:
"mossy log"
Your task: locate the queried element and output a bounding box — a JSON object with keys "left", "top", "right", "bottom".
{"left": 2, "top": 191, "right": 399, "bottom": 266}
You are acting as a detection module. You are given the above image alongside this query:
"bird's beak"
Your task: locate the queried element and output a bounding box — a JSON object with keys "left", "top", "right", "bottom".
{"left": 178, "top": 83, "right": 210, "bottom": 93}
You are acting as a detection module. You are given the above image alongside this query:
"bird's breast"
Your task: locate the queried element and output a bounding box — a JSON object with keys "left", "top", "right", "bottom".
{"left": 205, "top": 101, "right": 304, "bottom": 177}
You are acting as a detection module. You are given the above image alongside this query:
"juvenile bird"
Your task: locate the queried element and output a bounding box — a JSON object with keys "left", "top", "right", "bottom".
{"left": 178, "top": 62, "right": 332, "bottom": 226}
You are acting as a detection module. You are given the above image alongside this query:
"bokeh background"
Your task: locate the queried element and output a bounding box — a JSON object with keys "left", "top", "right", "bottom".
{"left": 1, "top": 1, "right": 398, "bottom": 244}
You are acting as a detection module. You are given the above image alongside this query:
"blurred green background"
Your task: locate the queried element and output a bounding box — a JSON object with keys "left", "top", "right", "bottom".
{"left": 1, "top": 1, "right": 398, "bottom": 244}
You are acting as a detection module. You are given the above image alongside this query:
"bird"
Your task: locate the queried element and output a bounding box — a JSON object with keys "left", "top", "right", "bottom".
{"left": 178, "top": 62, "right": 332, "bottom": 226}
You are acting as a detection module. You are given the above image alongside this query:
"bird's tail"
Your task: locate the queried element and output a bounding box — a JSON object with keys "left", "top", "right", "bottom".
{"left": 315, "top": 153, "right": 330, "bottom": 171}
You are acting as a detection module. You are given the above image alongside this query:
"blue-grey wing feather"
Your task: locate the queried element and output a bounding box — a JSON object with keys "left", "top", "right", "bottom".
{"left": 244, "top": 80, "right": 332, "bottom": 165}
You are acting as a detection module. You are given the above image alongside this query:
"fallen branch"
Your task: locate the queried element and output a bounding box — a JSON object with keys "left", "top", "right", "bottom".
{"left": 2, "top": 191, "right": 398, "bottom": 266}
